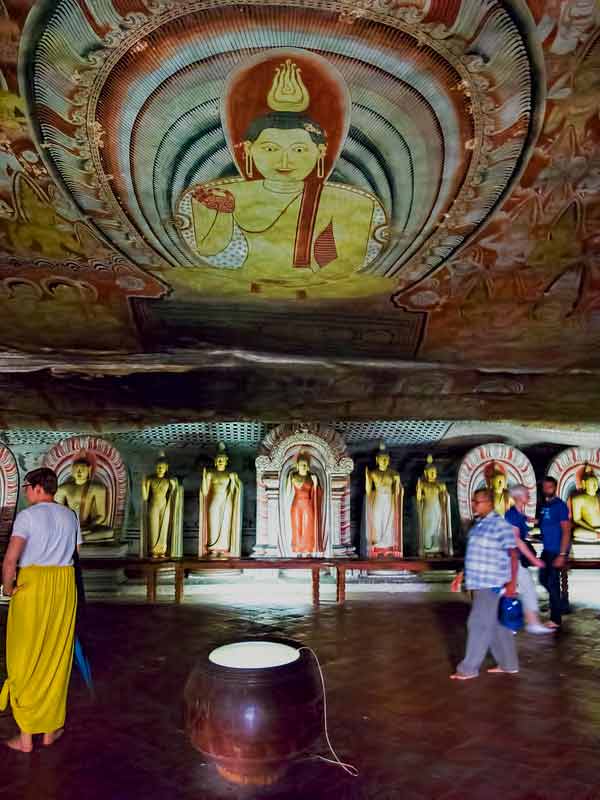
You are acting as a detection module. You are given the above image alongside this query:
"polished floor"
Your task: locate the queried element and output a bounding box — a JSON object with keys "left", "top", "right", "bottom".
{"left": 1, "top": 590, "right": 600, "bottom": 800}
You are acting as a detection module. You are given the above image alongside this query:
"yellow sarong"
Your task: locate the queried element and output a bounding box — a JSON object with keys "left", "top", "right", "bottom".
{"left": 0, "top": 565, "right": 77, "bottom": 734}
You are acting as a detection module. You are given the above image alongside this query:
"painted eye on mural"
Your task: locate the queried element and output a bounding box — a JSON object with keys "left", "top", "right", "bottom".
{"left": 259, "top": 143, "right": 280, "bottom": 152}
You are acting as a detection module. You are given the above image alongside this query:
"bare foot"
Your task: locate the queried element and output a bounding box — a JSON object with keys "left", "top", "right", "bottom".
{"left": 450, "top": 672, "right": 478, "bottom": 681}
{"left": 42, "top": 729, "right": 64, "bottom": 747}
{"left": 545, "top": 621, "right": 560, "bottom": 629}
{"left": 487, "top": 667, "right": 519, "bottom": 674}
{"left": 5, "top": 735, "right": 33, "bottom": 753}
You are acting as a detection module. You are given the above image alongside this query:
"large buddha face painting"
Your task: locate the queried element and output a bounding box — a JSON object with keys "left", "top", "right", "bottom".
{"left": 175, "top": 50, "right": 391, "bottom": 299}
{"left": 19, "top": 0, "right": 541, "bottom": 308}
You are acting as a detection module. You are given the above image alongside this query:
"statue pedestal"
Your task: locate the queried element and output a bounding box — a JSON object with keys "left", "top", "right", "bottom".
{"left": 251, "top": 543, "right": 281, "bottom": 558}
{"left": 80, "top": 542, "right": 128, "bottom": 593}
{"left": 570, "top": 543, "right": 600, "bottom": 559}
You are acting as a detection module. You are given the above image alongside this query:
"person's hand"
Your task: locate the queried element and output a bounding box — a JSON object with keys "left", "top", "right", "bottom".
{"left": 450, "top": 572, "right": 463, "bottom": 592}
{"left": 533, "top": 557, "right": 544, "bottom": 568}
{"left": 553, "top": 554, "right": 567, "bottom": 568}
{"left": 6, "top": 583, "right": 23, "bottom": 598}
{"left": 504, "top": 580, "right": 517, "bottom": 597}
{"left": 192, "top": 186, "right": 235, "bottom": 213}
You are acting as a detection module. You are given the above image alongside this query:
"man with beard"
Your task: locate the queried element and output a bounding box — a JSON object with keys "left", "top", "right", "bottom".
{"left": 538, "top": 476, "right": 571, "bottom": 629}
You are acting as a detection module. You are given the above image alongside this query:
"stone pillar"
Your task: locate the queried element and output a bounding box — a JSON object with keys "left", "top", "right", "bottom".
{"left": 252, "top": 469, "right": 280, "bottom": 557}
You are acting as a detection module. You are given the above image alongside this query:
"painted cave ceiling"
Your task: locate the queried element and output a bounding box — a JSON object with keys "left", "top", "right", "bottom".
{"left": 0, "top": 0, "right": 599, "bottom": 428}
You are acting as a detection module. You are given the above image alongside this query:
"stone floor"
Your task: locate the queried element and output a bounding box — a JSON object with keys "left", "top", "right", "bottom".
{"left": 2, "top": 591, "right": 600, "bottom": 800}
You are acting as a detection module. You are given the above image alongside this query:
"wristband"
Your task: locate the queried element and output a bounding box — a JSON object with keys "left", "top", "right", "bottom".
{"left": 559, "top": 552, "right": 568, "bottom": 556}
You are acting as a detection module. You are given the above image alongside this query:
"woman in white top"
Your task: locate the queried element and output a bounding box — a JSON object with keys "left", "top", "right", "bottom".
{"left": 1, "top": 467, "right": 81, "bottom": 752}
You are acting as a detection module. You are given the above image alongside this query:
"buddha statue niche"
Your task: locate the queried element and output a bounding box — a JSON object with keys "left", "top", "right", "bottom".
{"left": 200, "top": 443, "right": 243, "bottom": 558}
{"left": 485, "top": 462, "right": 513, "bottom": 518}
{"left": 55, "top": 457, "right": 114, "bottom": 543}
{"left": 141, "top": 453, "right": 183, "bottom": 558}
{"left": 364, "top": 443, "right": 403, "bottom": 558}
{"left": 416, "top": 455, "right": 452, "bottom": 557}
{"left": 572, "top": 465, "right": 600, "bottom": 542}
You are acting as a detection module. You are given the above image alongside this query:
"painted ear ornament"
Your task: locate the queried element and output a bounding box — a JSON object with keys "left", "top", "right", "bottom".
{"left": 243, "top": 141, "right": 253, "bottom": 178}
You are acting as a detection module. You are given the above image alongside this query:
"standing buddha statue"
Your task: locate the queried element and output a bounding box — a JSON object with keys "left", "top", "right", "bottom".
{"left": 416, "top": 454, "right": 453, "bottom": 557}
{"left": 286, "top": 453, "right": 323, "bottom": 556}
{"left": 199, "top": 443, "right": 243, "bottom": 558}
{"left": 363, "top": 442, "right": 403, "bottom": 558}
{"left": 140, "top": 452, "right": 183, "bottom": 558}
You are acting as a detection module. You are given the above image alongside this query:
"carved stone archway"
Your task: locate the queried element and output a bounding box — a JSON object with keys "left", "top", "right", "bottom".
{"left": 546, "top": 447, "right": 600, "bottom": 502}
{"left": 254, "top": 423, "right": 355, "bottom": 558}
{"left": 457, "top": 443, "right": 536, "bottom": 527}
{"left": 43, "top": 435, "right": 129, "bottom": 538}
{"left": 0, "top": 444, "right": 19, "bottom": 552}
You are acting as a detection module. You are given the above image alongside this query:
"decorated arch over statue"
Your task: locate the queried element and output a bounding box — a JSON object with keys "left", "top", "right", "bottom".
{"left": 547, "top": 448, "right": 600, "bottom": 543}
{"left": 457, "top": 443, "right": 536, "bottom": 528}
{"left": 0, "top": 444, "right": 19, "bottom": 552}
{"left": 43, "top": 436, "right": 129, "bottom": 544}
{"left": 254, "top": 423, "right": 354, "bottom": 558}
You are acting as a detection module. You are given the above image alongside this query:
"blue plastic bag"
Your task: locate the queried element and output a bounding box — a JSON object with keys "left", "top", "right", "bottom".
{"left": 498, "top": 595, "right": 524, "bottom": 631}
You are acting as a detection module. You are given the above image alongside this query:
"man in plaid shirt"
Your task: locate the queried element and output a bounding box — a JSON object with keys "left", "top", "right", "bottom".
{"left": 450, "top": 487, "right": 519, "bottom": 680}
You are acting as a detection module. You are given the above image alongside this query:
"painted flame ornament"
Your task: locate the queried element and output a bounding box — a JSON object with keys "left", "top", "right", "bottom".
{"left": 267, "top": 59, "right": 310, "bottom": 112}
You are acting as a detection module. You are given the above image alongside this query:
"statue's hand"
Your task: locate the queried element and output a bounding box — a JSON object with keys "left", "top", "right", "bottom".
{"left": 192, "top": 186, "right": 235, "bottom": 213}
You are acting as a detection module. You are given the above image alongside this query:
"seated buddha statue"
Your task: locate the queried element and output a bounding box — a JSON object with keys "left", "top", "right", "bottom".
{"left": 486, "top": 463, "right": 513, "bottom": 518}
{"left": 571, "top": 466, "right": 600, "bottom": 542}
{"left": 54, "top": 457, "right": 114, "bottom": 543}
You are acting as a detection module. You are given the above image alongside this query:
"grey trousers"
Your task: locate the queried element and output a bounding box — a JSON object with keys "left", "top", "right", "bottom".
{"left": 456, "top": 588, "right": 519, "bottom": 676}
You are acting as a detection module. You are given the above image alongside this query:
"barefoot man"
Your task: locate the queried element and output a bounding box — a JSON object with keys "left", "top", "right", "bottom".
{"left": 1, "top": 467, "right": 81, "bottom": 752}
{"left": 450, "top": 488, "right": 519, "bottom": 680}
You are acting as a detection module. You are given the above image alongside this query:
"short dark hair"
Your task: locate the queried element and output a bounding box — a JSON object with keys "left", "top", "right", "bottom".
{"left": 244, "top": 112, "right": 326, "bottom": 145}
{"left": 473, "top": 487, "right": 494, "bottom": 503}
{"left": 72, "top": 458, "right": 91, "bottom": 468}
{"left": 24, "top": 467, "right": 57, "bottom": 495}
{"left": 542, "top": 476, "right": 557, "bottom": 487}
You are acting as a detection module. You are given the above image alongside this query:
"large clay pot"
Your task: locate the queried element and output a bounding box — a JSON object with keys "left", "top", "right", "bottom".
{"left": 184, "top": 638, "right": 323, "bottom": 786}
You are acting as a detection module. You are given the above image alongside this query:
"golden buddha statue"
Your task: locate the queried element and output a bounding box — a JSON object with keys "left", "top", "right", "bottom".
{"left": 55, "top": 457, "right": 114, "bottom": 543}
{"left": 286, "top": 454, "right": 322, "bottom": 555}
{"left": 416, "top": 455, "right": 452, "bottom": 557}
{"left": 141, "top": 453, "right": 183, "bottom": 558}
{"left": 571, "top": 465, "right": 600, "bottom": 542}
{"left": 177, "top": 52, "right": 391, "bottom": 300}
{"left": 485, "top": 463, "right": 513, "bottom": 517}
{"left": 364, "top": 443, "right": 403, "bottom": 557}
{"left": 200, "top": 443, "right": 242, "bottom": 557}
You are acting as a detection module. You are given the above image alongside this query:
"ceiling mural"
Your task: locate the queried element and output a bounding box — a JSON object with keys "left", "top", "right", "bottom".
{"left": 0, "top": 0, "right": 598, "bottom": 424}
{"left": 19, "top": 0, "right": 541, "bottom": 307}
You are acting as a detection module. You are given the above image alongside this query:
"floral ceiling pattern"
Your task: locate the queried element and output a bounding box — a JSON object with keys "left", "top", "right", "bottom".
{"left": 0, "top": 0, "right": 598, "bottom": 425}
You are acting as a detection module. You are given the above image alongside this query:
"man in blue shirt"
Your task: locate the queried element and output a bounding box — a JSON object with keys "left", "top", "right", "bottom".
{"left": 450, "top": 488, "right": 519, "bottom": 680}
{"left": 538, "top": 476, "right": 571, "bottom": 628}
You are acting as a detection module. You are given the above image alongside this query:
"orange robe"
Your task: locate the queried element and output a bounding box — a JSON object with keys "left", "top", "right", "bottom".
{"left": 290, "top": 478, "right": 322, "bottom": 553}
